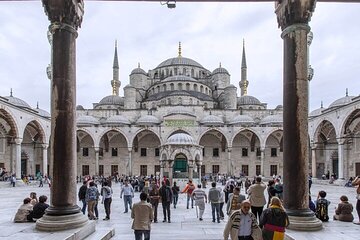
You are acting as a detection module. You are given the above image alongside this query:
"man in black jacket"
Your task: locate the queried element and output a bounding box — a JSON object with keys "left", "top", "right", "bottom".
{"left": 159, "top": 181, "right": 173, "bottom": 223}
{"left": 78, "top": 180, "right": 88, "bottom": 215}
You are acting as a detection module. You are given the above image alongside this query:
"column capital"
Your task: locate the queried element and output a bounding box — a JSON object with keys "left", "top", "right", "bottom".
{"left": 14, "top": 138, "right": 22, "bottom": 145}
{"left": 42, "top": 143, "right": 49, "bottom": 149}
{"left": 43, "top": 0, "right": 84, "bottom": 30}
{"left": 275, "top": 0, "right": 316, "bottom": 31}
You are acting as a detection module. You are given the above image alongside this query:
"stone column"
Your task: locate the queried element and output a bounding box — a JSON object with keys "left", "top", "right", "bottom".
{"left": 168, "top": 161, "right": 173, "bottom": 185}
{"left": 14, "top": 138, "right": 22, "bottom": 179}
{"left": 311, "top": 146, "right": 316, "bottom": 178}
{"left": 94, "top": 147, "right": 99, "bottom": 176}
{"left": 36, "top": 0, "right": 88, "bottom": 231}
{"left": 42, "top": 144, "right": 48, "bottom": 176}
{"left": 188, "top": 161, "right": 194, "bottom": 180}
{"left": 338, "top": 142, "right": 344, "bottom": 179}
{"left": 260, "top": 148, "right": 265, "bottom": 176}
{"left": 275, "top": 0, "right": 322, "bottom": 230}
{"left": 128, "top": 148, "right": 133, "bottom": 176}
{"left": 227, "top": 147, "right": 232, "bottom": 175}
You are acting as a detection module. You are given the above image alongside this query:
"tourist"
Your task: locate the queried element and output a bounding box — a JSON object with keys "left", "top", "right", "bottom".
{"left": 191, "top": 184, "right": 207, "bottom": 221}
{"left": 171, "top": 181, "right": 180, "bottom": 209}
{"left": 244, "top": 178, "right": 252, "bottom": 195}
{"left": 351, "top": 176, "right": 360, "bottom": 225}
{"left": 208, "top": 182, "right": 221, "bottom": 223}
{"left": 86, "top": 181, "right": 99, "bottom": 220}
{"left": 10, "top": 174, "right": 16, "bottom": 187}
{"left": 259, "top": 196, "right": 289, "bottom": 240}
{"left": 267, "top": 180, "right": 282, "bottom": 208}
{"left": 333, "top": 195, "right": 354, "bottom": 222}
{"left": 29, "top": 192, "right": 38, "bottom": 206}
{"left": 29, "top": 195, "right": 49, "bottom": 220}
{"left": 218, "top": 184, "right": 225, "bottom": 220}
{"left": 159, "top": 181, "right": 173, "bottom": 223}
{"left": 78, "top": 180, "right": 88, "bottom": 215}
{"left": 223, "top": 199, "right": 262, "bottom": 240}
{"left": 38, "top": 174, "right": 43, "bottom": 187}
{"left": 120, "top": 180, "right": 134, "bottom": 213}
{"left": 315, "top": 190, "right": 330, "bottom": 222}
{"left": 227, "top": 186, "right": 246, "bottom": 216}
{"left": 309, "top": 196, "right": 316, "bottom": 212}
{"left": 181, "top": 179, "right": 195, "bottom": 209}
{"left": 274, "top": 178, "right": 283, "bottom": 200}
{"left": 14, "top": 198, "right": 33, "bottom": 222}
{"left": 148, "top": 182, "right": 160, "bottom": 223}
{"left": 101, "top": 181, "right": 112, "bottom": 221}
{"left": 131, "top": 192, "right": 153, "bottom": 240}
{"left": 247, "top": 176, "right": 266, "bottom": 221}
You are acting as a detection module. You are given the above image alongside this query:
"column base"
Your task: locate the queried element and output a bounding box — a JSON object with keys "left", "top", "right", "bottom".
{"left": 36, "top": 211, "right": 88, "bottom": 231}
{"left": 287, "top": 209, "right": 322, "bottom": 231}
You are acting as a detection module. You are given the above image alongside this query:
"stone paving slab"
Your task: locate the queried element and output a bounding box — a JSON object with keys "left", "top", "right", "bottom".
{"left": 0, "top": 181, "right": 359, "bottom": 240}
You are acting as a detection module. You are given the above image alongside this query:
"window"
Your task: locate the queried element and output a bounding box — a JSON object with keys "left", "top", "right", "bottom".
{"left": 35, "top": 164, "right": 40, "bottom": 174}
{"left": 99, "top": 165, "right": 104, "bottom": 176}
{"left": 140, "top": 165, "right": 147, "bottom": 176}
{"left": 111, "top": 165, "right": 118, "bottom": 176}
{"left": 271, "top": 148, "right": 277, "bottom": 157}
{"left": 256, "top": 165, "right": 261, "bottom": 176}
{"left": 82, "top": 147, "right": 89, "bottom": 157}
{"left": 154, "top": 165, "right": 160, "bottom": 174}
{"left": 170, "top": 83, "right": 174, "bottom": 91}
{"left": 186, "top": 83, "right": 190, "bottom": 91}
{"left": 241, "top": 165, "right": 249, "bottom": 176}
{"left": 99, "top": 148, "right": 103, "bottom": 157}
{"left": 201, "top": 165, "right": 205, "bottom": 176}
{"left": 256, "top": 147, "right": 261, "bottom": 157}
{"left": 213, "top": 148, "right": 219, "bottom": 157}
{"left": 174, "top": 68, "right": 178, "bottom": 75}
{"left": 141, "top": 148, "right": 147, "bottom": 157}
{"left": 202, "top": 148, "right": 205, "bottom": 157}
{"left": 82, "top": 165, "right": 89, "bottom": 176}
{"left": 155, "top": 148, "right": 160, "bottom": 157}
{"left": 270, "top": 165, "right": 278, "bottom": 176}
{"left": 111, "top": 148, "right": 118, "bottom": 157}
{"left": 242, "top": 148, "right": 248, "bottom": 157}
{"left": 178, "top": 83, "right": 182, "bottom": 90}
{"left": 212, "top": 165, "right": 220, "bottom": 174}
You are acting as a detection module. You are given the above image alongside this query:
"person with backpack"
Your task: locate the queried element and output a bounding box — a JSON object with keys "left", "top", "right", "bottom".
{"left": 182, "top": 180, "right": 195, "bottom": 209}
{"left": 159, "top": 181, "right": 173, "bottom": 223}
{"left": 101, "top": 181, "right": 112, "bottom": 220}
{"left": 86, "top": 181, "right": 100, "bottom": 220}
{"left": 315, "top": 190, "right": 330, "bottom": 222}
{"left": 227, "top": 186, "right": 246, "bottom": 216}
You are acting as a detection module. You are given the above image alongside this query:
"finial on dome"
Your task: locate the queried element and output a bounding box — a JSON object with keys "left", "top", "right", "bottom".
{"left": 178, "top": 41, "right": 182, "bottom": 57}
{"left": 37, "top": 102, "right": 39, "bottom": 109}
{"left": 346, "top": 88, "right": 348, "bottom": 96}
{"left": 219, "top": 62, "right": 222, "bottom": 68}
{"left": 10, "top": 88, "right": 13, "bottom": 97}
{"left": 321, "top": 101, "right": 323, "bottom": 108}
{"left": 138, "top": 62, "right": 140, "bottom": 68}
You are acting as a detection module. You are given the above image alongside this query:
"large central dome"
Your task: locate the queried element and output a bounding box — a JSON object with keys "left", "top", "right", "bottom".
{"left": 156, "top": 56, "right": 204, "bottom": 69}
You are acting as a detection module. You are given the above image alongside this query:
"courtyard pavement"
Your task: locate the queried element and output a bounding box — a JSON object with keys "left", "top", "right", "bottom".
{"left": 0, "top": 180, "right": 359, "bottom": 240}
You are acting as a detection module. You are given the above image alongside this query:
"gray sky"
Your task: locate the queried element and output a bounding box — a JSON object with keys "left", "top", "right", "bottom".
{"left": 0, "top": 1, "right": 359, "bottom": 112}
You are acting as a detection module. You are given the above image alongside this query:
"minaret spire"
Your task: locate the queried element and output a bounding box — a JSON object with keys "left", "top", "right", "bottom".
{"left": 239, "top": 39, "right": 249, "bottom": 96}
{"left": 321, "top": 101, "right": 323, "bottom": 108}
{"left": 111, "top": 40, "right": 121, "bottom": 96}
{"left": 178, "top": 41, "right": 182, "bottom": 57}
{"left": 10, "top": 88, "right": 13, "bottom": 97}
{"left": 346, "top": 88, "right": 348, "bottom": 96}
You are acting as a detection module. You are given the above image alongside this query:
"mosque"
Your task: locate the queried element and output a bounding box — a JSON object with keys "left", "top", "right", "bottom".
{"left": 0, "top": 42, "right": 359, "bottom": 181}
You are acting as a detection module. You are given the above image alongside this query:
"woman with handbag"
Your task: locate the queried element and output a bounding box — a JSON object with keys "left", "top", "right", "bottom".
{"left": 352, "top": 176, "right": 360, "bottom": 225}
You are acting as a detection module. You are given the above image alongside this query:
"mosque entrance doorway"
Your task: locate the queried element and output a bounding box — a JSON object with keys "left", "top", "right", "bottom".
{"left": 173, "top": 153, "right": 187, "bottom": 178}
{"left": 332, "top": 158, "right": 339, "bottom": 178}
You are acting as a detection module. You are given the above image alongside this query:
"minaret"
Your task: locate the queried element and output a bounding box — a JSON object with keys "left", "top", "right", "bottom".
{"left": 178, "top": 41, "right": 182, "bottom": 58}
{"left": 111, "top": 40, "right": 121, "bottom": 96}
{"left": 239, "top": 39, "right": 249, "bottom": 96}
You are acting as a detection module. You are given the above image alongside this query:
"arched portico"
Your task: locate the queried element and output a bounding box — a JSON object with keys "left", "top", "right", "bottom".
{"left": 264, "top": 129, "right": 283, "bottom": 177}
{"left": 77, "top": 130, "right": 95, "bottom": 176}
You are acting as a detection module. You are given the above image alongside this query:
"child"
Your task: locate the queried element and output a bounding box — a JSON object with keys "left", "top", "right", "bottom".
{"left": 315, "top": 190, "right": 330, "bottom": 222}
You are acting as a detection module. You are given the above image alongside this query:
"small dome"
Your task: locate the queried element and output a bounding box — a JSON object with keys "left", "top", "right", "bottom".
{"left": 156, "top": 57, "right": 203, "bottom": 69}
{"left": 237, "top": 95, "right": 262, "bottom": 106}
{"left": 230, "top": 115, "right": 254, "bottom": 125}
{"left": 136, "top": 115, "right": 161, "bottom": 126}
{"left": 162, "top": 75, "right": 197, "bottom": 82}
{"left": 329, "top": 95, "right": 354, "bottom": 108}
{"left": 105, "top": 115, "right": 130, "bottom": 125}
{"left": 5, "top": 96, "right": 31, "bottom": 109}
{"left": 212, "top": 67, "right": 229, "bottom": 75}
{"left": 98, "top": 95, "right": 124, "bottom": 106}
{"left": 260, "top": 114, "right": 283, "bottom": 125}
{"left": 166, "top": 133, "right": 196, "bottom": 145}
{"left": 77, "top": 115, "right": 100, "bottom": 126}
{"left": 130, "top": 67, "right": 147, "bottom": 76}
{"left": 200, "top": 115, "right": 224, "bottom": 126}
{"left": 309, "top": 107, "right": 325, "bottom": 117}
{"left": 76, "top": 105, "right": 85, "bottom": 110}
{"left": 275, "top": 105, "right": 283, "bottom": 110}
{"left": 35, "top": 108, "right": 51, "bottom": 118}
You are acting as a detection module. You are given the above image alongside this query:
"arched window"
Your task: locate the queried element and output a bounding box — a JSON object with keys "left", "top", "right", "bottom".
{"left": 200, "top": 85, "right": 204, "bottom": 93}
{"left": 170, "top": 83, "right": 174, "bottom": 91}
{"left": 166, "top": 68, "right": 169, "bottom": 76}
{"left": 194, "top": 84, "right": 198, "bottom": 92}
{"left": 183, "top": 68, "right": 186, "bottom": 75}
{"left": 156, "top": 86, "right": 160, "bottom": 93}
{"left": 191, "top": 69, "right": 194, "bottom": 77}
{"left": 178, "top": 83, "right": 183, "bottom": 91}
{"left": 170, "top": 70, "right": 173, "bottom": 76}
{"left": 174, "top": 68, "right": 178, "bottom": 75}
{"left": 168, "top": 98, "right": 171, "bottom": 105}
{"left": 163, "top": 84, "right": 167, "bottom": 91}
{"left": 186, "top": 83, "right": 190, "bottom": 91}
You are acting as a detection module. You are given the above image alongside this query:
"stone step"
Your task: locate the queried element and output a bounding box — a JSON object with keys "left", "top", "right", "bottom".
{"left": 83, "top": 228, "right": 115, "bottom": 240}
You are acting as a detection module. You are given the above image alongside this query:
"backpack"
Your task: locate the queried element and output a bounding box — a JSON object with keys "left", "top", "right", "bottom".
{"left": 187, "top": 184, "right": 195, "bottom": 194}
{"left": 316, "top": 198, "right": 329, "bottom": 222}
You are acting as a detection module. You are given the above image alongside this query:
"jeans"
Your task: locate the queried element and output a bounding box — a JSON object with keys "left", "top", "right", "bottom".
{"left": 251, "top": 206, "right": 263, "bottom": 221}
{"left": 134, "top": 230, "right": 150, "bottom": 240}
{"left": 187, "top": 194, "right": 194, "bottom": 208}
{"left": 81, "top": 199, "right": 87, "bottom": 215}
{"left": 219, "top": 202, "right": 224, "bottom": 218}
{"left": 124, "top": 195, "right": 132, "bottom": 212}
{"left": 104, "top": 198, "right": 112, "bottom": 219}
{"left": 211, "top": 202, "right": 220, "bottom": 221}
{"left": 162, "top": 202, "right": 171, "bottom": 221}
{"left": 173, "top": 195, "right": 178, "bottom": 208}
{"left": 152, "top": 203, "right": 158, "bottom": 222}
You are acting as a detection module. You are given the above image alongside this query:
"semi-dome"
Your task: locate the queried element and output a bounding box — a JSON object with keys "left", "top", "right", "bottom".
{"left": 162, "top": 75, "right": 197, "bottom": 82}
{"left": 275, "top": 105, "right": 283, "bottom": 111}
{"left": 166, "top": 133, "right": 196, "bottom": 145}
{"left": 230, "top": 115, "right": 254, "bottom": 125}
{"left": 200, "top": 115, "right": 224, "bottom": 126}
{"left": 98, "top": 95, "right": 124, "bottom": 106}
{"left": 166, "top": 106, "right": 196, "bottom": 117}
{"left": 76, "top": 105, "right": 85, "bottom": 110}
{"left": 212, "top": 67, "right": 229, "bottom": 75}
{"left": 156, "top": 57, "right": 204, "bottom": 69}
{"left": 328, "top": 95, "right": 354, "bottom": 108}
{"left": 77, "top": 115, "right": 100, "bottom": 126}
{"left": 309, "top": 107, "right": 324, "bottom": 117}
{"left": 35, "top": 108, "right": 51, "bottom": 118}
{"left": 136, "top": 115, "right": 161, "bottom": 125}
{"left": 130, "top": 67, "right": 147, "bottom": 76}
{"left": 237, "top": 95, "right": 262, "bottom": 106}
{"left": 5, "top": 96, "right": 31, "bottom": 109}
{"left": 105, "top": 115, "right": 130, "bottom": 125}
{"left": 260, "top": 114, "right": 283, "bottom": 125}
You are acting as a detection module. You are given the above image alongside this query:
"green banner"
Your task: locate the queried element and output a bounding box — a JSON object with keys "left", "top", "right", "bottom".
{"left": 164, "top": 119, "right": 195, "bottom": 127}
